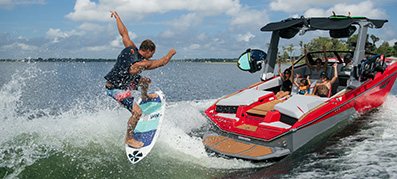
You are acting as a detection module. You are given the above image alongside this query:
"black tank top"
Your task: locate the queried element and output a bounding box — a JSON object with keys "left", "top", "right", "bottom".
{"left": 104, "top": 46, "right": 144, "bottom": 89}
{"left": 281, "top": 79, "right": 292, "bottom": 92}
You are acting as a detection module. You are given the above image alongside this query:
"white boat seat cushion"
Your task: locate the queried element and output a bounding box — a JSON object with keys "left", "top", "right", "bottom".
{"left": 216, "top": 89, "right": 273, "bottom": 106}
{"left": 274, "top": 95, "right": 329, "bottom": 119}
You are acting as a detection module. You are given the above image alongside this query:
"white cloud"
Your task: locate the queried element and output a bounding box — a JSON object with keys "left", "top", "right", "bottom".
{"left": 110, "top": 36, "right": 122, "bottom": 47}
{"left": 0, "top": 0, "right": 45, "bottom": 9}
{"left": 270, "top": 0, "right": 349, "bottom": 13}
{"left": 166, "top": 13, "right": 202, "bottom": 33}
{"left": 65, "top": 0, "right": 240, "bottom": 22}
{"left": 46, "top": 28, "right": 85, "bottom": 43}
{"left": 77, "top": 23, "right": 105, "bottom": 32}
{"left": 2, "top": 42, "right": 39, "bottom": 51}
{"left": 83, "top": 45, "right": 108, "bottom": 52}
{"left": 160, "top": 30, "right": 175, "bottom": 38}
{"left": 236, "top": 32, "right": 255, "bottom": 42}
{"left": 197, "top": 32, "right": 207, "bottom": 41}
{"left": 228, "top": 6, "right": 269, "bottom": 30}
{"left": 65, "top": 0, "right": 270, "bottom": 31}
{"left": 304, "top": 0, "right": 387, "bottom": 19}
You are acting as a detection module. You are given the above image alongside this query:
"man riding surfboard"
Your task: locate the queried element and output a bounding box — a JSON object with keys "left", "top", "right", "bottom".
{"left": 105, "top": 11, "right": 176, "bottom": 148}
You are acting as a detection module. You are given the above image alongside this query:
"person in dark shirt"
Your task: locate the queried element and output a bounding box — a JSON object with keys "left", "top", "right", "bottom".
{"left": 276, "top": 58, "right": 294, "bottom": 99}
{"left": 105, "top": 11, "right": 176, "bottom": 148}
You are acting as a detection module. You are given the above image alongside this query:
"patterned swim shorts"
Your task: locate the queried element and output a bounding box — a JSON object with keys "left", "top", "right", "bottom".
{"left": 106, "top": 76, "right": 142, "bottom": 112}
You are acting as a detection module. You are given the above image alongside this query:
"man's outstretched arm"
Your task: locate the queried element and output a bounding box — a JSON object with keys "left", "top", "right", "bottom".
{"left": 145, "top": 49, "right": 176, "bottom": 70}
{"left": 129, "top": 49, "right": 176, "bottom": 74}
{"left": 110, "top": 10, "right": 136, "bottom": 48}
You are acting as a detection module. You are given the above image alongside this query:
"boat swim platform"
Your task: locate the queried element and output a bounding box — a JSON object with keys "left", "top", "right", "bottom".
{"left": 202, "top": 135, "right": 290, "bottom": 160}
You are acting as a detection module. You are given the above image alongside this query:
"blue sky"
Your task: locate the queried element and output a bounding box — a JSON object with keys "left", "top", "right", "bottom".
{"left": 0, "top": 0, "right": 396, "bottom": 59}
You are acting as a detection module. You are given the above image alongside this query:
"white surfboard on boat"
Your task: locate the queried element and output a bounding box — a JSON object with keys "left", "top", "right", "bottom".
{"left": 125, "top": 90, "right": 166, "bottom": 164}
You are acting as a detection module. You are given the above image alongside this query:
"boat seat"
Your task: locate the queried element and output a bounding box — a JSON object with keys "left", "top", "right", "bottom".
{"left": 216, "top": 89, "right": 273, "bottom": 106}
{"left": 274, "top": 95, "right": 329, "bottom": 119}
{"left": 246, "top": 100, "right": 284, "bottom": 117}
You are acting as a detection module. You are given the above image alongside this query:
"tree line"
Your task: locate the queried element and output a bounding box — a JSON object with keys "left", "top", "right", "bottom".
{"left": 2, "top": 34, "right": 395, "bottom": 62}
{"left": 278, "top": 34, "right": 397, "bottom": 62}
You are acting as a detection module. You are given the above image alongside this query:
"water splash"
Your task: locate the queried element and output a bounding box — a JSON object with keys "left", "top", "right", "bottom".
{"left": 0, "top": 63, "right": 265, "bottom": 179}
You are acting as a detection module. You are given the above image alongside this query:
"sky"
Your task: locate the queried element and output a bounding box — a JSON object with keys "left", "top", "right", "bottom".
{"left": 0, "top": 0, "right": 396, "bottom": 60}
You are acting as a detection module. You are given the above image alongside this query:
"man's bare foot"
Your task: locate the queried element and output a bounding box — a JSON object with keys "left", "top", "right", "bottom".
{"left": 142, "top": 93, "right": 158, "bottom": 100}
{"left": 125, "top": 138, "right": 144, "bottom": 148}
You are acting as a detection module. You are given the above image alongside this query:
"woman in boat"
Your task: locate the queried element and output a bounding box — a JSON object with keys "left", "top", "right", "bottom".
{"left": 276, "top": 58, "right": 294, "bottom": 99}
{"left": 305, "top": 46, "right": 329, "bottom": 79}
{"left": 294, "top": 74, "right": 311, "bottom": 95}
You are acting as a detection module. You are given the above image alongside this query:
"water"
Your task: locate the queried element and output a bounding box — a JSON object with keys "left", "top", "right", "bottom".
{"left": 1, "top": 61, "right": 397, "bottom": 178}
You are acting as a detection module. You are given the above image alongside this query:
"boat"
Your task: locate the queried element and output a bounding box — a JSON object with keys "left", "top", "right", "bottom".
{"left": 202, "top": 15, "right": 397, "bottom": 160}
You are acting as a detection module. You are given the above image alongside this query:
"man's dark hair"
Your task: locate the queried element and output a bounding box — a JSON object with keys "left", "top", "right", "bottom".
{"left": 140, "top": 39, "right": 156, "bottom": 52}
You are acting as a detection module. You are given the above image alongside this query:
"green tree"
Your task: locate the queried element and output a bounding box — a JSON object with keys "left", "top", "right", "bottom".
{"left": 281, "top": 51, "right": 289, "bottom": 62}
{"left": 345, "top": 34, "right": 358, "bottom": 50}
{"left": 299, "top": 40, "right": 304, "bottom": 55}
{"left": 370, "top": 34, "right": 380, "bottom": 47}
{"left": 306, "top": 37, "right": 348, "bottom": 52}
{"left": 286, "top": 43, "right": 295, "bottom": 60}
{"left": 376, "top": 41, "right": 396, "bottom": 57}
{"left": 394, "top": 42, "right": 397, "bottom": 52}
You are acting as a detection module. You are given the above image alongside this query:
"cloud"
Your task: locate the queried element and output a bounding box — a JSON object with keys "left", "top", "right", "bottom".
{"left": 228, "top": 5, "right": 269, "bottom": 31}
{"left": 77, "top": 23, "right": 106, "bottom": 32}
{"left": 110, "top": 31, "right": 137, "bottom": 47}
{"left": 183, "top": 43, "right": 200, "bottom": 51}
{"left": 270, "top": 0, "right": 387, "bottom": 19}
{"left": 0, "top": 0, "right": 45, "bottom": 9}
{"left": 2, "top": 42, "right": 39, "bottom": 51}
{"left": 65, "top": 0, "right": 269, "bottom": 31}
{"left": 236, "top": 32, "right": 255, "bottom": 42}
{"left": 46, "top": 28, "right": 85, "bottom": 43}
{"left": 270, "top": 0, "right": 349, "bottom": 13}
{"left": 65, "top": 0, "right": 240, "bottom": 22}
{"left": 304, "top": 0, "right": 387, "bottom": 18}
{"left": 165, "top": 13, "right": 203, "bottom": 33}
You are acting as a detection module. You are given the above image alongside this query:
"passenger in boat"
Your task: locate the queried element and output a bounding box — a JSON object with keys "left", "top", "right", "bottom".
{"left": 339, "top": 54, "right": 353, "bottom": 86}
{"left": 340, "top": 54, "right": 353, "bottom": 75}
{"left": 313, "top": 63, "right": 338, "bottom": 97}
{"left": 294, "top": 74, "right": 311, "bottom": 95}
{"left": 276, "top": 59, "right": 294, "bottom": 99}
{"left": 305, "top": 46, "right": 329, "bottom": 79}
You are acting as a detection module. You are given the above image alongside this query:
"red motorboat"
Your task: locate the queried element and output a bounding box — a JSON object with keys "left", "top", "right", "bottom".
{"left": 202, "top": 16, "right": 397, "bottom": 160}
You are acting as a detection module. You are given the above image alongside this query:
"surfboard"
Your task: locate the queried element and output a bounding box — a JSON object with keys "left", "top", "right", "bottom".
{"left": 125, "top": 91, "right": 166, "bottom": 164}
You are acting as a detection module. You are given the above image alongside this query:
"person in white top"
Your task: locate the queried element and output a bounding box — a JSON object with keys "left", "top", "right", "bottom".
{"left": 305, "top": 46, "right": 329, "bottom": 79}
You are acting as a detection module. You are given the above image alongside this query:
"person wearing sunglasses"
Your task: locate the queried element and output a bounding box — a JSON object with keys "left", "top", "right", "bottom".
{"left": 276, "top": 58, "right": 294, "bottom": 99}
{"left": 304, "top": 46, "right": 329, "bottom": 79}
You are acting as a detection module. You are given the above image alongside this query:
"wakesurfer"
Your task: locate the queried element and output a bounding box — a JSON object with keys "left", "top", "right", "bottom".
{"left": 105, "top": 11, "right": 176, "bottom": 148}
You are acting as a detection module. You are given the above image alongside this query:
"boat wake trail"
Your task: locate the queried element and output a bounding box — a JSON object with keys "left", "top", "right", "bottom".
{"left": 281, "top": 94, "right": 397, "bottom": 178}
{"left": 0, "top": 65, "right": 266, "bottom": 179}
{"left": 156, "top": 100, "right": 270, "bottom": 169}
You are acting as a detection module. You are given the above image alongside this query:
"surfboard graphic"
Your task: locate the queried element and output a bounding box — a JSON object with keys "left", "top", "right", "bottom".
{"left": 125, "top": 91, "right": 166, "bottom": 164}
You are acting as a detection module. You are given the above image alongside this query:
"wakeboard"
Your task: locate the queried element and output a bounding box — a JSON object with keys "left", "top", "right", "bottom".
{"left": 125, "top": 91, "right": 166, "bottom": 164}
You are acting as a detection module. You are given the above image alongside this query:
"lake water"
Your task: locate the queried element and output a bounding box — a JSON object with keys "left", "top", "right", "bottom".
{"left": 1, "top": 61, "right": 397, "bottom": 178}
